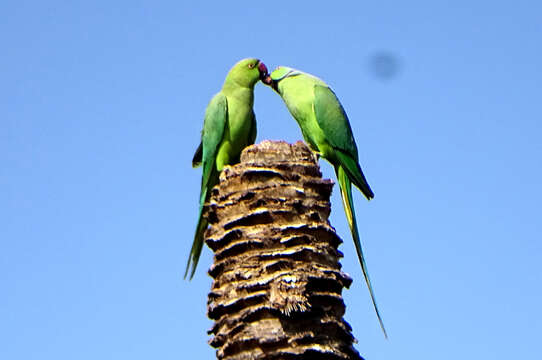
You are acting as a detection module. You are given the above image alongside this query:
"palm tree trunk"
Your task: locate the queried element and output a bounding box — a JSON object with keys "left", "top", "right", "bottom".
{"left": 205, "top": 140, "right": 363, "bottom": 360}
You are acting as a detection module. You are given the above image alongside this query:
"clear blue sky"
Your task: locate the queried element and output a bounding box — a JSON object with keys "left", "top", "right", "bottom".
{"left": 2, "top": 1, "right": 541, "bottom": 359}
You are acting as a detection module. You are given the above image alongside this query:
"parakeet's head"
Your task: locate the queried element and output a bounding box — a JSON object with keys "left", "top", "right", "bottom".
{"left": 225, "top": 58, "right": 268, "bottom": 87}
{"left": 262, "top": 66, "right": 301, "bottom": 92}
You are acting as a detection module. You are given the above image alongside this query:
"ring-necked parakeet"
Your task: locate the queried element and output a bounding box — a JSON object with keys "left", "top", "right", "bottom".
{"left": 186, "top": 58, "right": 268, "bottom": 279}
{"left": 263, "top": 67, "right": 386, "bottom": 337}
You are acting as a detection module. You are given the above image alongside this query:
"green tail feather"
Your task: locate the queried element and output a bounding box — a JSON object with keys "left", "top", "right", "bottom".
{"left": 337, "top": 165, "right": 387, "bottom": 338}
{"left": 185, "top": 164, "right": 217, "bottom": 280}
{"left": 184, "top": 203, "right": 207, "bottom": 279}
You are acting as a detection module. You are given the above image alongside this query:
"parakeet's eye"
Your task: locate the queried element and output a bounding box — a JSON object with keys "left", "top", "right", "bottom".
{"left": 247, "top": 63, "right": 256, "bottom": 69}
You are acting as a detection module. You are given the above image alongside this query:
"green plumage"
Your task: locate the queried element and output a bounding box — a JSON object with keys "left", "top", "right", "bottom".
{"left": 186, "top": 58, "right": 266, "bottom": 279}
{"left": 267, "top": 67, "right": 386, "bottom": 337}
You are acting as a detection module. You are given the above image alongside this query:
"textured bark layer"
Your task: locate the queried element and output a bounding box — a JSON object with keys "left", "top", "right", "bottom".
{"left": 205, "top": 140, "right": 363, "bottom": 360}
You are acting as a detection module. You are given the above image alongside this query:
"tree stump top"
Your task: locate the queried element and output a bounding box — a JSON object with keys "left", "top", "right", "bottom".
{"left": 240, "top": 140, "right": 318, "bottom": 165}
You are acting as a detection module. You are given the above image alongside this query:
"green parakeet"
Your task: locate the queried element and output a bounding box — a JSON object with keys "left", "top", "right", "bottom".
{"left": 186, "top": 58, "right": 268, "bottom": 279}
{"left": 263, "top": 67, "right": 386, "bottom": 337}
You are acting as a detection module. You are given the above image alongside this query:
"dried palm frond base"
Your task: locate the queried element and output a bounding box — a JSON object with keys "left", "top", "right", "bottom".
{"left": 205, "top": 140, "right": 363, "bottom": 360}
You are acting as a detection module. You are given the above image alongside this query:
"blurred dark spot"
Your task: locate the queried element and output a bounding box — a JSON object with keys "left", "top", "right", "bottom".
{"left": 368, "top": 51, "right": 401, "bottom": 80}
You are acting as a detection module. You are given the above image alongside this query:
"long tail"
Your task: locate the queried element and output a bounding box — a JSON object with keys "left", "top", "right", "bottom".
{"left": 185, "top": 161, "right": 219, "bottom": 279}
{"left": 336, "top": 165, "right": 387, "bottom": 338}
{"left": 184, "top": 199, "right": 208, "bottom": 279}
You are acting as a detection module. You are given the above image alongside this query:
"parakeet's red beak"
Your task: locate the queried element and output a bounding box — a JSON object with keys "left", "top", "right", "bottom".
{"left": 257, "top": 62, "right": 278, "bottom": 91}
{"left": 258, "top": 62, "right": 268, "bottom": 80}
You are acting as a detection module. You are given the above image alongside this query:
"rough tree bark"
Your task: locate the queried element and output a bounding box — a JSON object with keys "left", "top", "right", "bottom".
{"left": 205, "top": 140, "right": 363, "bottom": 360}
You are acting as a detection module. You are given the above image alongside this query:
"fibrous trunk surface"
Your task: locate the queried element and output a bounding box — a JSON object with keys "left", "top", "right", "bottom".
{"left": 205, "top": 140, "right": 363, "bottom": 360}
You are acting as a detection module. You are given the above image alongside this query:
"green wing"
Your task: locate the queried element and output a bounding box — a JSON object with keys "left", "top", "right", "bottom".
{"left": 313, "top": 85, "right": 358, "bottom": 156}
{"left": 185, "top": 92, "right": 228, "bottom": 279}
{"left": 313, "top": 84, "right": 374, "bottom": 199}
{"left": 200, "top": 93, "right": 228, "bottom": 202}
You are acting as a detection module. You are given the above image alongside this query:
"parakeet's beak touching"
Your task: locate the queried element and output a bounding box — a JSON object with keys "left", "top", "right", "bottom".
{"left": 262, "top": 75, "right": 278, "bottom": 92}
{"left": 258, "top": 62, "right": 268, "bottom": 81}
{"left": 262, "top": 74, "right": 271, "bottom": 85}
